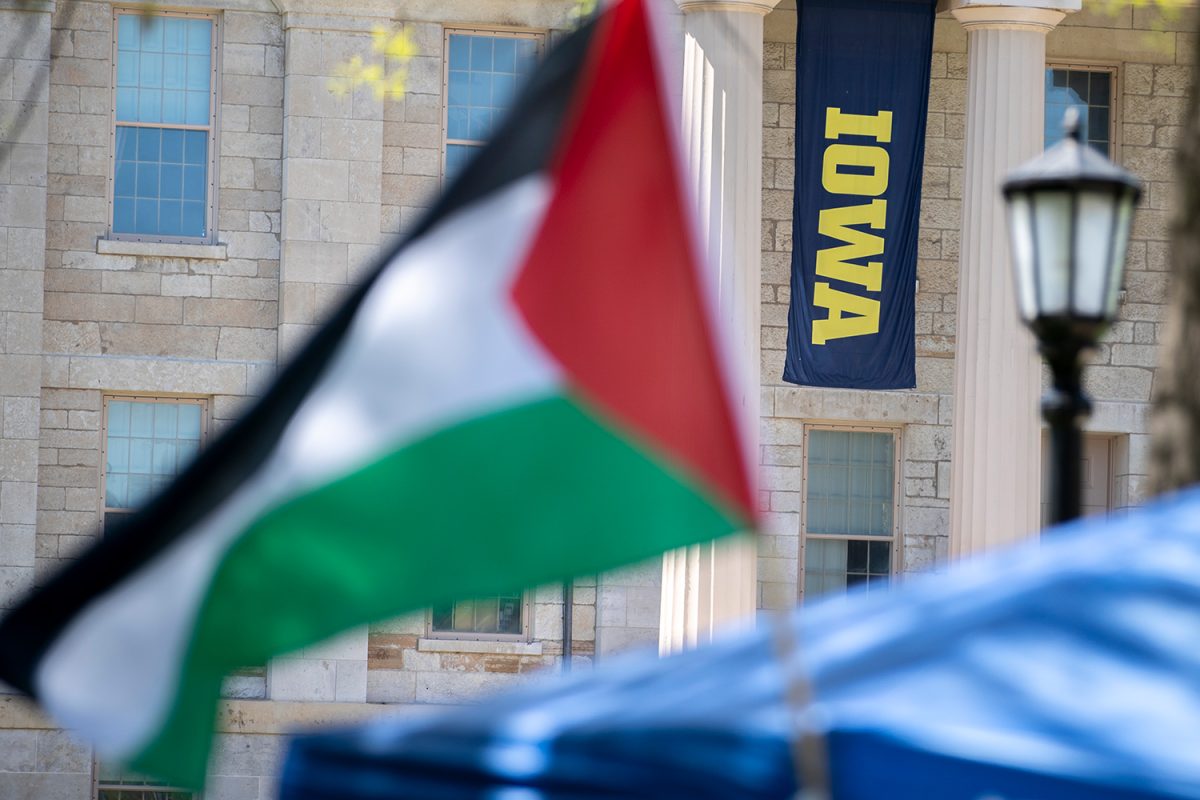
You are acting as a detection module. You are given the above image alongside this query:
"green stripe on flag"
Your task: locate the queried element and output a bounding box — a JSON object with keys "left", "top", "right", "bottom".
{"left": 136, "top": 394, "right": 745, "bottom": 786}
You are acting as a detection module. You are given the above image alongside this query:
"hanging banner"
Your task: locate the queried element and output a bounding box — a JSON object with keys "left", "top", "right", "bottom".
{"left": 784, "top": 0, "right": 936, "bottom": 389}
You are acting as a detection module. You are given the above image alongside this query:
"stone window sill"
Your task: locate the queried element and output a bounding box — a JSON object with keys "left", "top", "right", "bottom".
{"left": 97, "top": 238, "right": 228, "bottom": 260}
{"left": 418, "top": 638, "right": 542, "bottom": 656}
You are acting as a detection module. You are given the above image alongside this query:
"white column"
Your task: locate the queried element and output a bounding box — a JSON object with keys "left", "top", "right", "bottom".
{"left": 660, "top": 0, "right": 779, "bottom": 654}
{"left": 948, "top": 3, "right": 1074, "bottom": 557}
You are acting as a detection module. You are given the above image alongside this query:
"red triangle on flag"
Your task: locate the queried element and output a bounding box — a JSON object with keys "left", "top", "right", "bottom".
{"left": 512, "top": 0, "right": 755, "bottom": 522}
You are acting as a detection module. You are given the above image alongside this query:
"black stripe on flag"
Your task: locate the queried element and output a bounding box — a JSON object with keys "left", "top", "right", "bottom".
{"left": 0, "top": 17, "right": 599, "bottom": 695}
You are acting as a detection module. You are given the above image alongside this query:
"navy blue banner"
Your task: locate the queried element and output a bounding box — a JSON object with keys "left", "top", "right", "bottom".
{"left": 784, "top": 0, "right": 936, "bottom": 389}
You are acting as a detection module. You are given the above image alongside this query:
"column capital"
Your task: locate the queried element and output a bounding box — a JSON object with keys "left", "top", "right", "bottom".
{"left": 675, "top": 0, "right": 782, "bottom": 16}
{"left": 949, "top": 2, "right": 1077, "bottom": 33}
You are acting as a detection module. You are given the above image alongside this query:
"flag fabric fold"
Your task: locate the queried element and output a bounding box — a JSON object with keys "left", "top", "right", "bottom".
{"left": 0, "top": 0, "right": 754, "bottom": 787}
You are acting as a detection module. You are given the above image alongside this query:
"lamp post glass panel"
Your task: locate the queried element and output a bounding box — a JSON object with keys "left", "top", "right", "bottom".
{"left": 1002, "top": 111, "right": 1142, "bottom": 526}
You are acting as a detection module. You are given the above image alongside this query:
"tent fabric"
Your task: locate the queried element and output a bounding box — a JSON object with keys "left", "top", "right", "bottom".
{"left": 279, "top": 488, "right": 1200, "bottom": 799}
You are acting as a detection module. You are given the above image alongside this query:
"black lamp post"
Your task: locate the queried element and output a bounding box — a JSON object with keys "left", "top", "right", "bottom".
{"left": 1002, "top": 111, "right": 1142, "bottom": 526}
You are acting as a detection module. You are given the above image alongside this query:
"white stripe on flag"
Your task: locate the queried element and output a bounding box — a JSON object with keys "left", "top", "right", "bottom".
{"left": 37, "top": 176, "right": 561, "bottom": 759}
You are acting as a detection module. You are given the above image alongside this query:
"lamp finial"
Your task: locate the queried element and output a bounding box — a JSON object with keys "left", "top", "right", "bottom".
{"left": 1063, "top": 108, "right": 1083, "bottom": 143}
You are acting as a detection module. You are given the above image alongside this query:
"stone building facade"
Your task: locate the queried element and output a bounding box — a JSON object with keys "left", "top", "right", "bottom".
{"left": 0, "top": 0, "right": 1186, "bottom": 796}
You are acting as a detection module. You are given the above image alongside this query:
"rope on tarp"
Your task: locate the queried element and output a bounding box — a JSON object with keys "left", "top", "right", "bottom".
{"left": 771, "top": 612, "right": 831, "bottom": 800}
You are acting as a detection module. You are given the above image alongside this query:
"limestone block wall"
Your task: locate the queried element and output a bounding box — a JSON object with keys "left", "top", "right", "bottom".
{"left": 365, "top": 577, "right": 597, "bottom": 704}
{"left": 278, "top": 14, "right": 385, "bottom": 359}
{"left": 35, "top": 2, "right": 283, "bottom": 584}
{"left": 756, "top": 1, "right": 1184, "bottom": 613}
{"left": 0, "top": 2, "right": 51, "bottom": 613}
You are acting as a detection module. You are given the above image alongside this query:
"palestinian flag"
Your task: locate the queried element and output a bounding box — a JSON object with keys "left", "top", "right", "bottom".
{"left": 0, "top": 0, "right": 755, "bottom": 789}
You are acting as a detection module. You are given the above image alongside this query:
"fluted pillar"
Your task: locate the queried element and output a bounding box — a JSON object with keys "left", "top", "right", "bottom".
{"left": 660, "top": 0, "right": 779, "bottom": 654}
{"left": 948, "top": 3, "right": 1074, "bottom": 557}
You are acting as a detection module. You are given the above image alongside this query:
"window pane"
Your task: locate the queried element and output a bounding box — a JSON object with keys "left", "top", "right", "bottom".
{"left": 473, "top": 597, "right": 498, "bottom": 632}
{"left": 136, "top": 162, "right": 160, "bottom": 198}
{"left": 448, "top": 35, "right": 469, "bottom": 69}
{"left": 140, "top": 16, "right": 165, "bottom": 51}
{"left": 108, "top": 401, "right": 131, "bottom": 435}
{"left": 106, "top": 474, "right": 129, "bottom": 508}
{"left": 448, "top": 69, "right": 468, "bottom": 107}
{"left": 185, "top": 90, "right": 209, "bottom": 125}
{"left": 806, "top": 430, "right": 894, "bottom": 536}
{"left": 806, "top": 538, "right": 891, "bottom": 599}
{"left": 134, "top": 198, "right": 158, "bottom": 234}
{"left": 177, "top": 439, "right": 200, "bottom": 471}
{"left": 452, "top": 600, "right": 476, "bottom": 631}
{"left": 184, "top": 130, "right": 207, "bottom": 164}
{"left": 804, "top": 539, "right": 847, "bottom": 599}
{"left": 470, "top": 36, "right": 493, "bottom": 70}
{"left": 431, "top": 604, "right": 453, "bottom": 630}
{"left": 178, "top": 404, "right": 202, "bottom": 439}
{"left": 162, "top": 90, "right": 185, "bottom": 124}
{"left": 152, "top": 442, "right": 177, "bottom": 475}
{"left": 187, "top": 19, "right": 212, "bottom": 54}
{"left": 186, "top": 54, "right": 210, "bottom": 90}
{"left": 498, "top": 596, "right": 521, "bottom": 634}
{"left": 129, "top": 438, "right": 153, "bottom": 473}
{"left": 154, "top": 404, "right": 177, "bottom": 437}
{"left": 105, "top": 400, "right": 204, "bottom": 513}
{"left": 112, "top": 14, "right": 212, "bottom": 237}
{"left": 139, "top": 85, "right": 163, "bottom": 122}
{"left": 467, "top": 107, "right": 491, "bottom": 140}
{"left": 139, "top": 52, "right": 163, "bottom": 88}
{"left": 117, "top": 51, "right": 139, "bottom": 86}
{"left": 1090, "top": 71, "right": 1111, "bottom": 106}
{"left": 118, "top": 14, "right": 140, "bottom": 50}
{"left": 183, "top": 163, "right": 206, "bottom": 200}
{"left": 161, "top": 129, "right": 184, "bottom": 162}
{"left": 107, "top": 436, "right": 130, "bottom": 473}
{"left": 444, "top": 32, "right": 540, "bottom": 173}
{"left": 445, "top": 143, "right": 479, "bottom": 180}
{"left": 181, "top": 201, "right": 206, "bottom": 238}
{"left": 163, "top": 17, "right": 186, "bottom": 52}
{"left": 161, "top": 164, "right": 183, "bottom": 199}
{"left": 447, "top": 106, "right": 468, "bottom": 140}
{"left": 1045, "top": 67, "right": 1110, "bottom": 155}
{"left": 845, "top": 539, "right": 867, "bottom": 573}
{"left": 432, "top": 595, "right": 522, "bottom": 635}
{"left": 129, "top": 473, "right": 154, "bottom": 506}
{"left": 129, "top": 403, "right": 155, "bottom": 436}
{"left": 137, "top": 128, "right": 161, "bottom": 161}
{"left": 493, "top": 38, "right": 515, "bottom": 72}
{"left": 116, "top": 126, "right": 137, "bottom": 160}
{"left": 805, "top": 429, "right": 896, "bottom": 600}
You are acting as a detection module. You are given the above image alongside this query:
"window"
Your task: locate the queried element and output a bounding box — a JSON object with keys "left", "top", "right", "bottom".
{"left": 102, "top": 396, "right": 207, "bottom": 534}
{"left": 801, "top": 426, "right": 901, "bottom": 600}
{"left": 1040, "top": 432, "right": 1115, "bottom": 526}
{"left": 110, "top": 10, "right": 219, "bottom": 242}
{"left": 96, "top": 762, "right": 196, "bottom": 800}
{"left": 429, "top": 594, "right": 527, "bottom": 640}
{"left": 1045, "top": 65, "right": 1116, "bottom": 156}
{"left": 443, "top": 28, "right": 543, "bottom": 179}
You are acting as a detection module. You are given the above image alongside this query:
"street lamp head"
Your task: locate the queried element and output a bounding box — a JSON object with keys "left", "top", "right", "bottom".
{"left": 1002, "top": 110, "right": 1143, "bottom": 346}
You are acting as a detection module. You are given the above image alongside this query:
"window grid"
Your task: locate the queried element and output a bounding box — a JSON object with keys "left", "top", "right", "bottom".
{"left": 101, "top": 395, "right": 208, "bottom": 535}
{"left": 800, "top": 425, "right": 902, "bottom": 602}
{"left": 441, "top": 27, "right": 544, "bottom": 181}
{"left": 109, "top": 8, "right": 220, "bottom": 244}
{"left": 1045, "top": 63, "right": 1118, "bottom": 158}
{"left": 95, "top": 761, "right": 196, "bottom": 800}
{"left": 427, "top": 593, "right": 531, "bottom": 642}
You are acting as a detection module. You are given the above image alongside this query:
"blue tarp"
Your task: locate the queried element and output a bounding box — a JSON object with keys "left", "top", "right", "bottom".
{"left": 279, "top": 489, "right": 1200, "bottom": 799}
